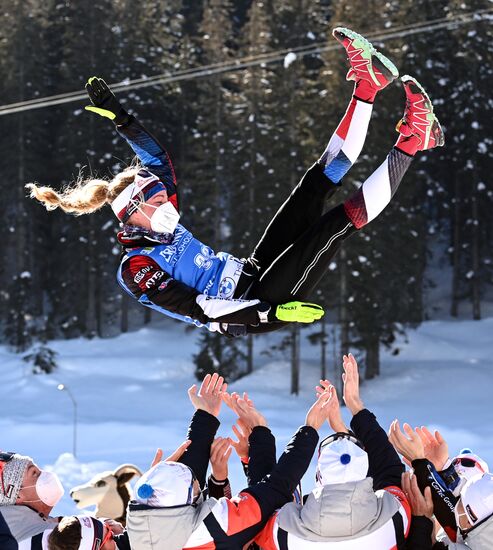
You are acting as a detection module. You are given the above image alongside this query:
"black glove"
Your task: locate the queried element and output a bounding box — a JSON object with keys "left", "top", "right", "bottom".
{"left": 85, "top": 76, "right": 130, "bottom": 126}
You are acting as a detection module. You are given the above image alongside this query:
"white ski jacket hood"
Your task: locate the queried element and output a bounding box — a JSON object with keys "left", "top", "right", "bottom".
{"left": 126, "top": 498, "right": 217, "bottom": 550}
{"left": 277, "top": 478, "right": 407, "bottom": 545}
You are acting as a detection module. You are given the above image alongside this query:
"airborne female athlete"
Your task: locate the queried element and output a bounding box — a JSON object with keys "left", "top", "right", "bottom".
{"left": 27, "top": 28, "right": 443, "bottom": 337}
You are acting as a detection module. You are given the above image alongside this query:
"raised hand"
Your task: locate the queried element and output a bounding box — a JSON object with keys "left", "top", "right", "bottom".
{"left": 188, "top": 373, "right": 228, "bottom": 417}
{"left": 222, "top": 390, "right": 254, "bottom": 414}
{"left": 316, "top": 379, "right": 349, "bottom": 433}
{"left": 389, "top": 420, "right": 425, "bottom": 462}
{"left": 305, "top": 386, "right": 334, "bottom": 431}
{"left": 228, "top": 395, "right": 268, "bottom": 431}
{"left": 210, "top": 437, "right": 233, "bottom": 481}
{"left": 342, "top": 354, "right": 364, "bottom": 415}
{"left": 231, "top": 420, "right": 251, "bottom": 460}
{"left": 84, "top": 77, "right": 129, "bottom": 125}
{"left": 402, "top": 471, "right": 434, "bottom": 518}
{"left": 415, "top": 426, "right": 449, "bottom": 471}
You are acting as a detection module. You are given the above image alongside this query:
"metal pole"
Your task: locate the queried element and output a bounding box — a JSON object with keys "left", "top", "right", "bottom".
{"left": 57, "top": 384, "right": 77, "bottom": 457}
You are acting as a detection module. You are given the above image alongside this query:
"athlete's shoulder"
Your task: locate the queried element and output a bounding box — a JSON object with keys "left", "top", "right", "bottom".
{"left": 121, "top": 254, "right": 170, "bottom": 294}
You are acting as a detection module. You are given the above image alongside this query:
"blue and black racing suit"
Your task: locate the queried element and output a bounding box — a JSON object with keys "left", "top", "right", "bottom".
{"left": 115, "top": 115, "right": 359, "bottom": 336}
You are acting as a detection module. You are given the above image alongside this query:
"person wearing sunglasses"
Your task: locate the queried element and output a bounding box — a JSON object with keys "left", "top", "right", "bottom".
{"left": 436, "top": 451, "right": 489, "bottom": 501}
{"left": 389, "top": 421, "right": 492, "bottom": 549}
{"left": 254, "top": 353, "right": 411, "bottom": 549}
{"left": 0, "top": 452, "right": 66, "bottom": 549}
{"left": 27, "top": 27, "right": 443, "bottom": 339}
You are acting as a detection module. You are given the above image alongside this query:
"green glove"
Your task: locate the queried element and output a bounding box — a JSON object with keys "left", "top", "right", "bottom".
{"left": 85, "top": 76, "right": 129, "bottom": 125}
{"left": 275, "top": 301, "right": 324, "bottom": 323}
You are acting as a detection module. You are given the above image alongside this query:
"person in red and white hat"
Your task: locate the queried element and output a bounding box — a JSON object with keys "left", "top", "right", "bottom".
{"left": 48, "top": 515, "right": 122, "bottom": 550}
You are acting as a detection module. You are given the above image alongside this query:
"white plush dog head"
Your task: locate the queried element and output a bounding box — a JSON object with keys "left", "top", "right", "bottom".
{"left": 70, "top": 464, "right": 141, "bottom": 522}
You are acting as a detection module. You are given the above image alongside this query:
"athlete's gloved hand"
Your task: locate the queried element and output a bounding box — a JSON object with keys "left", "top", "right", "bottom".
{"left": 85, "top": 76, "right": 130, "bottom": 125}
{"left": 275, "top": 301, "right": 324, "bottom": 323}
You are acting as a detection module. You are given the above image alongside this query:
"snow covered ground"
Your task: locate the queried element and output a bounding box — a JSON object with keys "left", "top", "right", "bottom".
{"left": 1, "top": 316, "right": 492, "bottom": 516}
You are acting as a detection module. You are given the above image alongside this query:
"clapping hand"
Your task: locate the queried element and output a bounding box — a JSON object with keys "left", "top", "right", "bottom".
{"left": 316, "top": 379, "right": 349, "bottom": 433}
{"left": 222, "top": 391, "right": 268, "bottom": 430}
{"left": 389, "top": 420, "right": 425, "bottom": 462}
{"left": 342, "top": 354, "right": 364, "bottom": 415}
{"left": 230, "top": 419, "right": 251, "bottom": 460}
{"left": 188, "top": 373, "right": 228, "bottom": 417}
{"left": 305, "top": 386, "right": 334, "bottom": 431}
{"left": 402, "top": 471, "right": 434, "bottom": 518}
{"left": 210, "top": 437, "right": 233, "bottom": 481}
{"left": 415, "top": 427, "right": 449, "bottom": 471}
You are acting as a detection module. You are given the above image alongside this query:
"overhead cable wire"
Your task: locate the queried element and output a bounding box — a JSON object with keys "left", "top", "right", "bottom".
{"left": 0, "top": 8, "right": 491, "bottom": 117}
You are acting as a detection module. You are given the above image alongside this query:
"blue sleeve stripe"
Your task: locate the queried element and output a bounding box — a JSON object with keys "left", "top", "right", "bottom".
{"left": 117, "top": 120, "right": 177, "bottom": 192}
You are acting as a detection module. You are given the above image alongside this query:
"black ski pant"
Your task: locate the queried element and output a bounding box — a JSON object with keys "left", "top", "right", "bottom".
{"left": 235, "top": 162, "right": 356, "bottom": 329}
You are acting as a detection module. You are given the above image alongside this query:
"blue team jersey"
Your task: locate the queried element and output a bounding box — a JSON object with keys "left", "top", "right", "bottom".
{"left": 115, "top": 117, "right": 245, "bottom": 331}
{"left": 117, "top": 223, "right": 245, "bottom": 329}
{"left": 120, "top": 223, "right": 243, "bottom": 296}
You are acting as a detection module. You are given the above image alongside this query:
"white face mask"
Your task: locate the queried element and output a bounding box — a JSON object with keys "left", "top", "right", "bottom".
{"left": 23, "top": 471, "right": 65, "bottom": 507}
{"left": 139, "top": 202, "right": 180, "bottom": 234}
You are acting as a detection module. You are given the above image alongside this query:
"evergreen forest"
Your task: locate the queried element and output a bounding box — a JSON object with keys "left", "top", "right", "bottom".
{"left": 0, "top": 0, "right": 491, "bottom": 387}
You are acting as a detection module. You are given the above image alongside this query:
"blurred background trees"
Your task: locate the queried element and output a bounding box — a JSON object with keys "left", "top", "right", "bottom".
{"left": 0, "top": 0, "right": 491, "bottom": 384}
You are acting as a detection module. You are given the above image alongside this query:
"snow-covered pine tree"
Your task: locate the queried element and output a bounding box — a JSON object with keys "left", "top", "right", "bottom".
{"left": 442, "top": 0, "right": 492, "bottom": 319}
{"left": 0, "top": 0, "right": 57, "bottom": 349}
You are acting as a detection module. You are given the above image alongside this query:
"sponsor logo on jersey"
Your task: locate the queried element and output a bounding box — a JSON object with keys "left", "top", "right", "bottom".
{"left": 172, "top": 225, "right": 194, "bottom": 256}
{"left": 172, "top": 224, "right": 187, "bottom": 242}
{"left": 81, "top": 517, "right": 92, "bottom": 528}
{"left": 134, "top": 266, "right": 152, "bottom": 283}
{"left": 145, "top": 271, "right": 164, "bottom": 289}
{"left": 204, "top": 278, "right": 215, "bottom": 294}
{"left": 234, "top": 262, "right": 244, "bottom": 278}
{"left": 159, "top": 246, "right": 177, "bottom": 265}
{"left": 176, "top": 233, "right": 193, "bottom": 256}
{"left": 141, "top": 247, "right": 154, "bottom": 255}
{"left": 219, "top": 277, "right": 235, "bottom": 298}
{"left": 158, "top": 277, "right": 172, "bottom": 291}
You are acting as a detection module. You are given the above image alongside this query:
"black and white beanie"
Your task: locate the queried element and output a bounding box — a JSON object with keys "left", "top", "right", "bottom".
{"left": 0, "top": 454, "right": 32, "bottom": 505}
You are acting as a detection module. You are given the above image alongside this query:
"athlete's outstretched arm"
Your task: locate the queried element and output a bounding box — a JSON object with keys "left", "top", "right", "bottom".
{"left": 85, "top": 76, "right": 178, "bottom": 209}
{"left": 115, "top": 117, "right": 178, "bottom": 209}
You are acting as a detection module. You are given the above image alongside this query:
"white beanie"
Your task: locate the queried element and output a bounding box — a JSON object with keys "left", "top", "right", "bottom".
{"left": 460, "top": 473, "right": 493, "bottom": 526}
{"left": 0, "top": 454, "right": 32, "bottom": 505}
{"left": 134, "top": 461, "right": 196, "bottom": 507}
{"left": 316, "top": 438, "right": 369, "bottom": 486}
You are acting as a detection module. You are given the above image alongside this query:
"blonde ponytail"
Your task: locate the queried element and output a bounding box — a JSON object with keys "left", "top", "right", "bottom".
{"left": 26, "top": 166, "right": 141, "bottom": 216}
